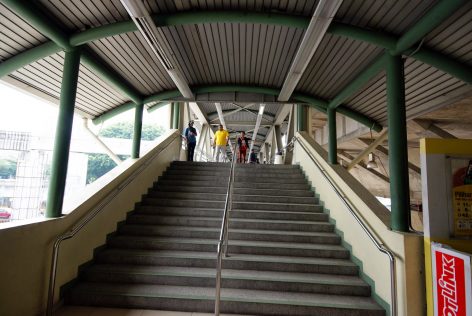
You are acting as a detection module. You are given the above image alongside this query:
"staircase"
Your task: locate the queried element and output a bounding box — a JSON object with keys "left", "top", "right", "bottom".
{"left": 66, "top": 161, "right": 385, "bottom": 316}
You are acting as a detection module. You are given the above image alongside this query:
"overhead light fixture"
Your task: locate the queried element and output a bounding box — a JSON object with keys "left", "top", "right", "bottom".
{"left": 258, "top": 104, "right": 266, "bottom": 115}
{"left": 366, "top": 153, "right": 378, "bottom": 169}
{"left": 249, "top": 104, "right": 266, "bottom": 155}
{"left": 278, "top": 0, "right": 343, "bottom": 102}
{"left": 120, "top": 0, "right": 194, "bottom": 99}
{"left": 121, "top": 0, "right": 146, "bottom": 18}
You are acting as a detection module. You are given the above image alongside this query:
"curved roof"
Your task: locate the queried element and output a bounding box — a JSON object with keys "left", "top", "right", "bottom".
{"left": 1, "top": 0, "right": 471, "bottom": 142}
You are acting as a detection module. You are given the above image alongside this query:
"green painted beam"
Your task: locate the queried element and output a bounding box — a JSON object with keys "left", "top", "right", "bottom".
{"left": 404, "top": 47, "right": 472, "bottom": 84}
{"left": 327, "top": 108, "right": 337, "bottom": 165}
{"left": 2, "top": 7, "right": 470, "bottom": 88}
{"left": 46, "top": 48, "right": 81, "bottom": 217}
{"left": 296, "top": 104, "right": 307, "bottom": 132}
{"left": 71, "top": 11, "right": 309, "bottom": 46}
{"left": 147, "top": 102, "right": 170, "bottom": 113}
{"left": 70, "top": 20, "right": 136, "bottom": 46}
{"left": 92, "top": 101, "right": 135, "bottom": 125}
{"left": 328, "top": 23, "right": 397, "bottom": 50}
{"left": 141, "top": 86, "right": 382, "bottom": 132}
{"left": 393, "top": 0, "right": 467, "bottom": 55}
{"left": 386, "top": 53, "right": 410, "bottom": 232}
{"left": 81, "top": 52, "right": 142, "bottom": 104}
{"left": 0, "top": 42, "right": 62, "bottom": 78}
{"left": 337, "top": 106, "right": 383, "bottom": 132}
{"left": 132, "top": 102, "right": 144, "bottom": 159}
{"left": 328, "top": 54, "right": 387, "bottom": 110}
{"left": 0, "top": 0, "right": 72, "bottom": 50}
{"left": 1, "top": 0, "right": 143, "bottom": 105}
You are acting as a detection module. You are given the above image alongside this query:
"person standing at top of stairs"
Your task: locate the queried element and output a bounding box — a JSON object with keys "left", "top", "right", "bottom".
{"left": 184, "top": 121, "right": 197, "bottom": 162}
{"left": 213, "top": 124, "right": 229, "bottom": 162}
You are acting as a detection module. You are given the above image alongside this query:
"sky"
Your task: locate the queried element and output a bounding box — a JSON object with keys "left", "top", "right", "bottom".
{"left": 0, "top": 81, "right": 169, "bottom": 138}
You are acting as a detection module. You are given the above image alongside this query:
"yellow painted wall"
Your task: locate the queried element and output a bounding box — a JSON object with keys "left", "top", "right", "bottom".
{"left": 0, "top": 131, "right": 181, "bottom": 316}
{"left": 293, "top": 132, "right": 425, "bottom": 316}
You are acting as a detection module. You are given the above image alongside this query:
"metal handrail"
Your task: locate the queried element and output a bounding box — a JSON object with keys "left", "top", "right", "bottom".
{"left": 291, "top": 136, "right": 397, "bottom": 316}
{"left": 46, "top": 134, "right": 179, "bottom": 316}
{"left": 214, "top": 141, "right": 238, "bottom": 316}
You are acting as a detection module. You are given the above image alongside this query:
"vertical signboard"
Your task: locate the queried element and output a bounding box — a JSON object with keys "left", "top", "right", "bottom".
{"left": 451, "top": 159, "right": 472, "bottom": 237}
{"left": 432, "top": 243, "right": 472, "bottom": 316}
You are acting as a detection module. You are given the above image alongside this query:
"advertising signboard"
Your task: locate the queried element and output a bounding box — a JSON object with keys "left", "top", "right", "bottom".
{"left": 432, "top": 243, "right": 472, "bottom": 316}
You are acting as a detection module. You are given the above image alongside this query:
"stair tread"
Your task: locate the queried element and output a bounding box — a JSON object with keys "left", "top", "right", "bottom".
{"left": 99, "top": 249, "right": 356, "bottom": 266}
{"left": 136, "top": 207, "right": 322, "bottom": 216}
{"left": 130, "top": 215, "right": 331, "bottom": 225}
{"left": 120, "top": 225, "right": 338, "bottom": 237}
{"left": 86, "top": 264, "right": 367, "bottom": 286}
{"left": 110, "top": 236, "right": 345, "bottom": 250}
{"left": 70, "top": 283, "right": 382, "bottom": 310}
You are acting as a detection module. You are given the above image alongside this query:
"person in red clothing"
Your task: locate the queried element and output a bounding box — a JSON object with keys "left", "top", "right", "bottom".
{"left": 237, "top": 131, "right": 250, "bottom": 163}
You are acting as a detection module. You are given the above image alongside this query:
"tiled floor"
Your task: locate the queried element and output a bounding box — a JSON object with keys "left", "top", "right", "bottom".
{"left": 57, "top": 306, "right": 254, "bottom": 316}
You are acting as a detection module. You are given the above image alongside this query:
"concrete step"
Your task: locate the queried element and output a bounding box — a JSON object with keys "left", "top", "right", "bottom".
{"left": 117, "top": 225, "right": 341, "bottom": 244}
{"left": 145, "top": 192, "right": 227, "bottom": 201}
{"left": 141, "top": 198, "right": 320, "bottom": 212}
{"left": 141, "top": 198, "right": 225, "bottom": 209}
{"left": 234, "top": 164, "right": 301, "bottom": 170}
{"left": 135, "top": 207, "right": 327, "bottom": 221}
{"left": 171, "top": 161, "right": 230, "bottom": 167}
{"left": 233, "top": 194, "right": 318, "bottom": 205}
{"left": 234, "top": 176, "right": 307, "bottom": 184}
{"left": 233, "top": 181, "right": 310, "bottom": 190}
{"left": 107, "top": 236, "right": 349, "bottom": 259}
{"left": 152, "top": 185, "right": 315, "bottom": 197}
{"left": 161, "top": 174, "right": 307, "bottom": 184}
{"left": 94, "top": 249, "right": 359, "bottom": 275}
{"left": 230, "top": 209, "right": 327, "bottom": 221}
{"left": 234, "top": 169, "right": 305, "bottom": 179}
{"left": 82, "top": 265, "right": 371, "bottom": 296}
{"left": 126, "top": 215, "right": 333, "bottom": 232}
{"left": 157, "top": 179, "right": 230, "bottom": 187}
{"left": 156, "top": 180, "right": 310, "bottom": 191}
{"left": 232, "top": 201, "right": 320, "bottom": 212}
{"left": 67, "top": 283, "right": 384, "bottom": 315}
{"left": 146, "top": 191, "right": 318, "bottom": 205}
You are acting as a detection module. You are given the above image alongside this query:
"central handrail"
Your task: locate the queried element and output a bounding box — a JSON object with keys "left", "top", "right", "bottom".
{"left": 214, "top": 141, "right": 238, "bottom": 316}
{"left": 290, "top": 135, "right": 397, "bottom": 316}
{"left": 46, "top": 133, "right": 179, "bottom": 316}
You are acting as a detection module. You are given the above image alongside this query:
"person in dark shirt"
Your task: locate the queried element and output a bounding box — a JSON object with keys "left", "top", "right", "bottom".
{"left": 249, "top": 149, "right": 258, "bottom": 164}
{"left": 184, "top": 120, "right": 197, "bottom": 161}
{"left": 237, "top": 131, "right": 250, "bottom": 163}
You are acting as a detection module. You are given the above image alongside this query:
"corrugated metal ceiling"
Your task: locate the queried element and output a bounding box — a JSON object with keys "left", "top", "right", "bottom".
{"left": 1, "top": 0, "right": 471, "bottom": 133}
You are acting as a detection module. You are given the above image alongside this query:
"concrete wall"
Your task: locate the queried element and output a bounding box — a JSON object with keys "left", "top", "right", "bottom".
{"left": 293, "top": 132, "right": 425, "bottom": 316}
{"left": 0, "top": 130, "right": 181, "bottom": 316}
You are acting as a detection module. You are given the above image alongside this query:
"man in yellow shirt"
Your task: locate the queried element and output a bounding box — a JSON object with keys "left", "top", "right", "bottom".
{"left": 213, "top": 124, "right": 229, "bottom": 162}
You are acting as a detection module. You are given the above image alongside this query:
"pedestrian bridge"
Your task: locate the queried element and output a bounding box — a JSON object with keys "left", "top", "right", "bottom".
{"left": 1, "top": 0, "right": 471, "bottom": 315}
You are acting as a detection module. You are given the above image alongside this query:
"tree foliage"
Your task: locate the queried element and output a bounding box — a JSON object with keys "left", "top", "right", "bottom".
{"left": 0, "top": 159, "right": 17, "bottom": 179}
{"left": 87, "top": 121, "right": 165, "bottom": 183}
{"left": 99, "top": 121, "right": 165, "bottom": 141}
{"left": 86, "top": 154, "right": 129, "bottom": 184}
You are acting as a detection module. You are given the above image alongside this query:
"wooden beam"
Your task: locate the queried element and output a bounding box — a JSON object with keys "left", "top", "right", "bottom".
{"left": 358, "top": 138, "right": 421, "bottom": 175}
{"left": 347, "top": 130, "right": 388, "bottom": 171}
{"left": 411, "top": 119, "right": 457, "bottom": 139}
{"left": 338, "top": 150, "right": 390, "bottom": 183}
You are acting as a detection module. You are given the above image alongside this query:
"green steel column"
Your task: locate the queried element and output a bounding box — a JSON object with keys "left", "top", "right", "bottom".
{"left": 172, "top": 102, "right": 181, "bottom": 129}
{"left": 45, "top": 48, "right": 81, "bottom": 218}
{"left": 132, "top": 102, "right": 144, "bottom": 159}
{"left": 327, "top": 108, "right": 338, "bottom": 165}
{"left": 386, "top": 53, "right": 410, "bottom": 232}
{"left": 296, "top": 104, "right": 306, "bottom": 132}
